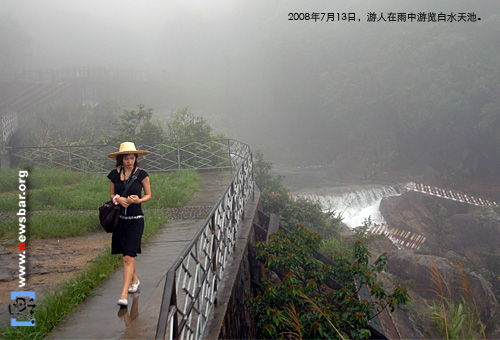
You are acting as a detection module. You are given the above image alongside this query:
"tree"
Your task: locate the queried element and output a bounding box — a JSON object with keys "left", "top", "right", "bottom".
{"left": 116, "top": 104, "right": 153, "bottom": 139}
{"left": 165, "top": 107, "right": 213, "bottom": 141}
{"left": 114, "top": 104, "right": 165, "bottom": 144}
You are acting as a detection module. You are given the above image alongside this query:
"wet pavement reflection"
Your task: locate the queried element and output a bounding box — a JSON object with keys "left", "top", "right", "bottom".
{"left": 117, "top": 294, "right": 140, "bottom": 327}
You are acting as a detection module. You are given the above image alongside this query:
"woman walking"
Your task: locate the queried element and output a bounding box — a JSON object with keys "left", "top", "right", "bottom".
{"left": 107, "top": 142, "right": 151, "bottom": 306}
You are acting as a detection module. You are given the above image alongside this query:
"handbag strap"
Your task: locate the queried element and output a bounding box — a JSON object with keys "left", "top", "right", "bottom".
{"left": 120, "top": 166, "right": 140, "bottom": 197}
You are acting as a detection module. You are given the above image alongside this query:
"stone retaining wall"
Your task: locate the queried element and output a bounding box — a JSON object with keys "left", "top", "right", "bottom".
{"left": 203, "top": 188, "right": 261, "bottom": 339}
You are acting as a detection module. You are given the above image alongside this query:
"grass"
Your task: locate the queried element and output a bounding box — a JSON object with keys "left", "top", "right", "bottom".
{"left": 427, "top": 259, "right": 486, "bottom": 340}
{"left": 1, "top": 212, "right": 100, "bottom": 241}
{"left": 0, "top": 247, "right": 123, "bottom": 340}
{"left": 0, "top": 167, "right": 199, "bottom": 339}
{"left": 0, "top": 168, "right": 200, "bottom": 240}
{"left": 1, "top": 168, "right": 200, "bottom": 212}
{"left": 148, "top": 169, "right": 200, "bottom": 208}
{"left": 0, "top": 168, "right": 83, "bottom": 192}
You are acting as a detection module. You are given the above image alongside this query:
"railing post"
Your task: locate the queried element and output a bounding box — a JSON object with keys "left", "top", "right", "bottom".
{"left": 211, "top": 213, "right": 218, "bottom": 305}
{"left": 156, "top": 271, "right": 178, "bottom": 340}
{"left": 227, "top": 139, "right": 232, "bottom": 176}
{"left": 177, "top": 142, "right": 181, "bottom": 170}
{"left": 68, "top": 146, "right": 72, "bottom": 171}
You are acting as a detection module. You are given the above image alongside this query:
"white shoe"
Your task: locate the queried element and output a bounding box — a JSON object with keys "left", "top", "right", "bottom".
{"left": 117, "top": 297, "right": 128, "bottom": 306}
{"left": 128, "top": 279, "right": 140, "bottom": 293}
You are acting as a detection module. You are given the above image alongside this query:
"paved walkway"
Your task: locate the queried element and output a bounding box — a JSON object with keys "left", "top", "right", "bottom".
{"left": 48, "top": 170, "right": 232, "bottom": 340}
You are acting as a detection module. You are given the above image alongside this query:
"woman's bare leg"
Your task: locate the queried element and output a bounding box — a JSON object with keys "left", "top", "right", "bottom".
{"left": 121, "top": 256, "right": 135, "bottom": 298}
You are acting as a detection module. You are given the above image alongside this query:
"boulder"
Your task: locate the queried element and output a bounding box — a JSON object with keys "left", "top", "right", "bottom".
{"left": 444, "top": 208, "right": 500, "bottom": 267}
{"left": 388, "top": 251, "right": 498, "bottom": 322}
{"left": 380, "top": 192, "right": 500, "bottom": 266}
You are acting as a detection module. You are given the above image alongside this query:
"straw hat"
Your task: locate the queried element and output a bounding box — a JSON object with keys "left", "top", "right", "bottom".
{"left": 107, "top": 142, "right": 149, "bottom": 159}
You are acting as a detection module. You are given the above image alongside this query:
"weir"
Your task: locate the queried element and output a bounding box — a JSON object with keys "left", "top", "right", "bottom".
{"left": 298, "top": 185, "right": 404, "bottom": 229}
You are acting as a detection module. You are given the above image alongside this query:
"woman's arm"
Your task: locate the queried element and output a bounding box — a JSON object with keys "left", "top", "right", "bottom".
{"left": 109, "top": 181, "right": 116, "bottom": 200}
{"left": 110, "top": 181, "right": 130, "bottom": 207}
{"left": 126, "top": 176, "right": 151, "bottom": 205}
{"left": 138, "top": 176, "right": 151, "bottom": 204}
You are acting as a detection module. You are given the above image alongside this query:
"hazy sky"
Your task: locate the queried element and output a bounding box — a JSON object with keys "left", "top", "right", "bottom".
{"left": 2, "top": 0, "right": 248, "bottom": 69}
{"left": 3, "top": 0, "right": 499, "bottom": 165}
{"left": 3, "top": 0, "right": 497, "bottom": 70}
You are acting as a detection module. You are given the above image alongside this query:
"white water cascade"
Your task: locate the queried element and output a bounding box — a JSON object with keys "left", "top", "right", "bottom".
{"left": 297, "top": 185, "right": 404, "bottom": 229}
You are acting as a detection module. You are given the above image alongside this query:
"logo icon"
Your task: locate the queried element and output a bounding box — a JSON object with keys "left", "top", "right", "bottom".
{"left": 9, "top": 291, "right": 36, "bottom": 327}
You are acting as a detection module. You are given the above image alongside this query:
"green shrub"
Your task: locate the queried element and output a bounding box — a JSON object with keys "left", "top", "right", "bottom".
{"left": 248, "top": 226, "right": 410, "bottom": 339}
{"left": 253, "top": 150, "right": 341, "bottom": 238}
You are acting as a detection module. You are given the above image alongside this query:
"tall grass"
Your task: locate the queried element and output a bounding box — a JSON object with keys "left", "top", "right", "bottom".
{"left": 0, "top": 168, "right": 105, "bottom": 211}
{"left": 427, "top": 259, "right": 486, "bottom": 340}
{"left": 454, "top": 261, "right": 487, "bottom": 339}
{"left": 0, "top": 168, "right": 85, "bottom": 192}
{"left": 148, "top": 169, "right": 200, "bottom": 208}
{"left": 0, "top": 168, "right": 200, "bottom": 243}
{"left": 141, "top": 209, "right": 168, "bottom": 239}
{"left": 27, "top": 179, "right": 106, "bottom": 211}
{"left": 0, "top": 191, "right": 26, "bottom": 211}
{"left": 1, "top": 168, "right": 200, "bottom": 212}
{"left": 0, "top": 212, "right": 100, "bottom": 241}
{"left": 0, "top": 168, "right": 25, "bottom": 192}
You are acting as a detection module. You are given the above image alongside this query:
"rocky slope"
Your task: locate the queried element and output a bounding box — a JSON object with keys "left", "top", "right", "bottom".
{"left": 376, "top": 190, "right": 500, "bottom": 339}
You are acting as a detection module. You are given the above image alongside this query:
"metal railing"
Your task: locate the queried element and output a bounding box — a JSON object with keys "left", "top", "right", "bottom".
{"left": 155, "top": 143, "right": 254, "bottom": 340}
{"left": 1, "top": 112, "right": 18, "bottom": 143}
{"left": 9, "top": 139, "right": 248, "bottom": 173}
{"left": 0, "top": 67, "right": 167, "bottom": 84}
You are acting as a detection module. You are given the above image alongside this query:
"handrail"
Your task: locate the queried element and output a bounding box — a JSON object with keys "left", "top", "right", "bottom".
{"left": 1, "top": 112, "right": 18, "bottom": 143}
{"left": 155, "top": 142, "right": 254, "bottom": 340}
{"left": 0, "top": 67, "right": 167, "bottom": 84}
{"left": 9, "top": 139, "right": 249, "bottom": 173}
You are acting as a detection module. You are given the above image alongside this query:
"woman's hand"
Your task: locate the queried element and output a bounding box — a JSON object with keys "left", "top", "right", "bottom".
{"left": 118, "top": 196, "right": 130, "bottom": 208}
{"left": 127, "top": 195, "right": 140, "bottom": 204}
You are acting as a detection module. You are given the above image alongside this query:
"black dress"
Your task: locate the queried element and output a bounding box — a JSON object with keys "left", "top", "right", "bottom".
{"left": 107, "top": 167, "right": 149, "bottom": 257}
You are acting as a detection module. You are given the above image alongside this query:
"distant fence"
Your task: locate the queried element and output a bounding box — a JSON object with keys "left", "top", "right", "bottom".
{"left": 155, "top": 140, "right": 254, "bottom": 340}
{"left": 0, "top": 67, "right": 166, "bottom": 84}
{"left": 9, "top": 139, "right": 249, "bottom": 173}
{"left": 1, "top": 112, "right": 18, "bottom": 143}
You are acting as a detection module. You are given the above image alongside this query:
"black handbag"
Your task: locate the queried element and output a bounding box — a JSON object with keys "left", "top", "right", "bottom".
{"left": 99, "top": 167, "right": 139, "bottom": 233}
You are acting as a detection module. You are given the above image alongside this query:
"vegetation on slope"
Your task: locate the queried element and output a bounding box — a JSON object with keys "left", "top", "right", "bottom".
{"left": 250, "top": 151, "right": 410, "bottom": 339}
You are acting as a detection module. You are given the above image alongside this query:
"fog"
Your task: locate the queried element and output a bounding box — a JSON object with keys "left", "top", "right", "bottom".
{"left": 3, "top": 0, "right": 500, "bottom": 178}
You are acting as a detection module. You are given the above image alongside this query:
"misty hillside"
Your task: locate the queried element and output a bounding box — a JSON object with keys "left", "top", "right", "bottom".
{"left": 2, "top": 0, "right": 499, "bottom": 181}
